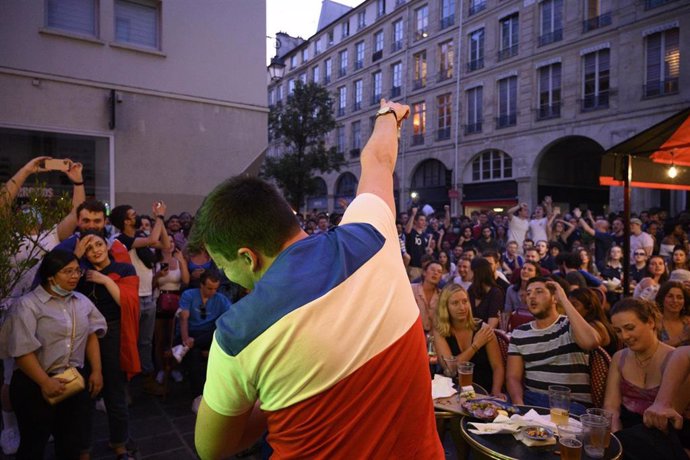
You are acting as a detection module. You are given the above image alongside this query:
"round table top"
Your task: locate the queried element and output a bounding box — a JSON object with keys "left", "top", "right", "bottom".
{"left": 460, "top": 405, "right": 623, "bottom": 460}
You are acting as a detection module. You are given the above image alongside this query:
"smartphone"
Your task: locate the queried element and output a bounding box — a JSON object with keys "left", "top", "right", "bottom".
{"left": 160, "top": 263, "right": 169, "bottom": 271}
{"left": 43, "top": 158, "right": 70, "bottom": 172}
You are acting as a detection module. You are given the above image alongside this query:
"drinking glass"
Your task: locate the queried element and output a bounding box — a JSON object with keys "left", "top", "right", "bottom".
{"left": 548, "top": 385, "right": 571, "bottom": 425}
{"left": 557, "top": 423, "right": 583, "bottom": 441}
{"left": 585, "top": 408, "right": 613, "bottom": 448}
{"left": 458, "top": 362, "right": 474, "bottom": 387}
{"left": 559, "top": 437, "right": 582, "bottom": 460}
{"left": 581, "top": 414, "right": 608, "bottom": 458}
{"left": 442, "top": 356, "right": 458, "bottom": 379}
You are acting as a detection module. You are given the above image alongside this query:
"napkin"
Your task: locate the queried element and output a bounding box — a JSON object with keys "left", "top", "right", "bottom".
{"left": 513, "top": 409, "right": 582, "bottom": 431}
{"left": 431, "top": 374, "right": 456, "bottom": 399}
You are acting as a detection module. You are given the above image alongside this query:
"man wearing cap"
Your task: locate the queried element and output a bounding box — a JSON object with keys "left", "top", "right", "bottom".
{"left": 630, "top": 217, "right": 654, "bottom": 258}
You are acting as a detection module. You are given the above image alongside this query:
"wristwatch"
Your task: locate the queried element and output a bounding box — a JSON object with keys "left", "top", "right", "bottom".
{"left": 375, "top": 106, "right": 399, "bottom": 125}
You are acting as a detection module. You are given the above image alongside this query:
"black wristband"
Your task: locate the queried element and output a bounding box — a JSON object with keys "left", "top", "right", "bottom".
{"left": 71, "top": 181, "right": 84, "bottom": 186}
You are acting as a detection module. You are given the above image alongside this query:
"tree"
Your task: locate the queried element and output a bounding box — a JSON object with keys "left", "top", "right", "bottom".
{"left": 264, "top": 80, "right": 345, "bottom": 211}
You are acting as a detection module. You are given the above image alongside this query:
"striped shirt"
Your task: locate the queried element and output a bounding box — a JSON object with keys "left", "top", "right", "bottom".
{"left": 508, "top": 315, "right": 592, "bottom": 403}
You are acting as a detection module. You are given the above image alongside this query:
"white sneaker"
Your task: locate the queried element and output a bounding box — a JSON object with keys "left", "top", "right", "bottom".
{"left": 1, "top": 427, "right": 19, "bottom": 455}
{"left": 155, "top": 370, "right": 165, "bottom": 384}
{"left": 191, "top": 395, "right": 202, "bottom": 414}
{"left": 171, "top": 370, "right": 184, "bottom": 383}
{"left": 95, "top": 398, "right": 107, "bottom": 413}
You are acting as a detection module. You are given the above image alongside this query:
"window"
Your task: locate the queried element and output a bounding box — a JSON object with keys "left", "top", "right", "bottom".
{"left": 645, "top": 0, "right": 679, "bottom": 9}
{"left": 290, "top": 55, "right": 297, "bottom": 69}
{"left": 46, "top": 0, "right": 97, "bottom": 36}
{"left": 437, "top": 94, "right": 452, "bottom": 141}
{"left": 373, "top": 30, "right": 384, "bottom": 61}
{"left": 582, "top": 48, "right": 610, "bottom": 110}
{"left": 391, "top": 62, "right": 403, "bottom": 97}
{"left": 412, "top": 102, "right": 426, "bottom": 145}
{"left": 268, "top": 89, "right": 274, "bottom": 106}
{"left": 339, "top": 49, "right": 348, "bottom": 77}
{"left": 355, "top": 41, "right": 365, "bottom": 69}
{"left": 469, "top": 0, "right": 486, "bottom": 16}
{"left": 414, "top": 5, "right": 429, "bottom": 41}
{"left": 324, "top": 58, "right": 332, "bottom": 84}
{"left": 276, "top": 85, "right": 283, "bottom": 102}
{"left": 376, "top": 0, "right": 386, "bottom": 18}
{"left": 539, "top": 0, "right": 563, "bottom": 46}
{"left": 314, "top": 39, "right": 322, "bottom": 55}
{"left": 645, "top": 28, "right": 680, "bottom": 97}
{"left": 312, "top": 65, "right": 320, "bottom": 83}
{"left": 472, "top": 150, "right": 512, "bottom": 182}
{"left": 468, "top": 29, "right": 484, "bottom": 71}
{"left": 115, "top": 0, "right": 160, "bottom": 49}
{"left": 392, "top": 19, "right": 404, "bottom": 51}
{"left": 288, "top": 78, "right": 296, "bottom": 94}
{"left": 336, "top": 125, "right": 346, "bottom": 153}
{"left": 583, "top": 0, "right": 612, "bottom": 32}
{"left": 372, "top": 71, "right": 382, "bottom": 104}
{"left": 441, "top": 0, "right": 455, "bottom": 29}
{"left": 302, "top": 47, "right": 309, "bottom": 63}
{"left": 354, "top": 79, "right": 363, "bottom": 111}
{"left": 351, "top": 121, "right": 362, "bottom": 156}
{"left": 338, "top": 86, "right": 347, "bottom": 116}
{"left": 341, "top": 20, "right": 350, "bottom": 38}
{"left": 499, "top": 14, "right": 519, "bottom": 60}
{"left": 466, "top": 87, "right": 483, "bottom": 134}
{"left": 413, "top": 51, "right": 427, "bottom": 89}
{"left": 299, "top": 72, "right": 307, "bottom": 84}
{"left": 537, "top": 63, "right": 561, "bottom": 119}
{"left": 497, "top": 76, "right": 517, "bottom": 128}
{"left": 357, "top": 10, "right": 366, "bottom": 30}
{"left": 328, "top": 29, "right": 334, "bottom": 47}
{"left": 438, "top": 40, "right": 454, "bottom": 81}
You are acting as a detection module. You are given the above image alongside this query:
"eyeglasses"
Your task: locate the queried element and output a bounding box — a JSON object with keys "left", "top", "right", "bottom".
{"left": 59, "top": 268, "right": 83, "bottom": 277}
{"left": 634, "top": 252, "right": 647, "bottom": 256}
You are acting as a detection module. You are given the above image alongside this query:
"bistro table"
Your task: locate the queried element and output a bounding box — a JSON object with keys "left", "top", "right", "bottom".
{"left": 434, "top": 383, "right": 488, "bottom": 460}
{"left": 460, "top": 405, "right": 623, "bottom": 460}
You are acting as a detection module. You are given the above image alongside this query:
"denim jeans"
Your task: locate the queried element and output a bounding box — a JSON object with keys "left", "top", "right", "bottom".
{"left": 522, "top": 389, "right": 589, "bottom": 416}
{"left": 100, "top": 320, "right": 130, "bottom": 448}
{"left": 138, "top": 294, "right": 156, "bottom": 374}
{"left": 177, "top": 328, "right": 214, "bottom": 395}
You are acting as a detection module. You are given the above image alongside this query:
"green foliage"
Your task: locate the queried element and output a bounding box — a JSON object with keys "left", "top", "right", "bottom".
{"left": 0, "top": 181, "right": 71, "bottom": 307}
{"left": 264, "top": 80, "right": 345, "bottom": 211}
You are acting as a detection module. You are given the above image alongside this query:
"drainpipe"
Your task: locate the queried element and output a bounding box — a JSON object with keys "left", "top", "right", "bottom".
{"left": 453, "top": 0, "right": 464, "bottom": 217}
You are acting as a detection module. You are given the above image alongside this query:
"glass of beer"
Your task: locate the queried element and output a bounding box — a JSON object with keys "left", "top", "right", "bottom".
{"left": 585, "top": 408, "right": 613, "bottom": 448}
{"left": 548, "top": 385, "right": 571, "bottom": 425}
{"left": 458, "top": 362, "right": 474, "bottom": 386}
{"left": 581, "top": 414, "right": 608, "bottom": 459}
{"left": 559, "top": 437, "right": 582, "bottom": 460}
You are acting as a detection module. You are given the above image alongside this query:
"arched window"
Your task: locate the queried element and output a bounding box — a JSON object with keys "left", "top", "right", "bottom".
{"left": 471, "top": 150, "right": 512, "bottom": 182}
{"left": 311, "top": 177, "right": 327, "bottom": 196}
{"left": 411, "top": 159, "right": 447, "bottom": 188}
{"left": 335, "top": 172, "right": 358, "bottom": 197}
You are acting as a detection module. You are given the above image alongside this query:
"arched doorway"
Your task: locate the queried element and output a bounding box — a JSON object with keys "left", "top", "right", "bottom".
{"left": 537, "top": 136, "right": 608, "bottom": 213}
{"left": 334, "top": 172, "right": 358, "bottom": 212}
{"left": 410, "top": 159, "right": 451, "bottom": 211}
{"left": 306, "top": 177, "right": 328, "bottom": 213}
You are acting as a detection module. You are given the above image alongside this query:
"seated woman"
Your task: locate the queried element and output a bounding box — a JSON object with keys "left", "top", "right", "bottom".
{"left": 655, "top": 281, "right": 690, "bottom": 347}
{"left": 468, "top": 258, "right": 503, "bottom": 328}
{"left": 568, "top": 288, "right": 619, "bottom": 356}
{"left": 503, "top": 262, "right": 538, "bottom": 332}
{"left": 0, "top": 249, "right": 107, "bottom": 460}
{"left": 633, "top": 255, "right": 669, "bottom": 301}
{"left": 437, "top": 250, "right": 457, "bottom": 285}
{"left": 433, "top": 283, "right": 505, "bottom": 398}
{"left": 604, "top": 298, "right": 681, "bottom": 432}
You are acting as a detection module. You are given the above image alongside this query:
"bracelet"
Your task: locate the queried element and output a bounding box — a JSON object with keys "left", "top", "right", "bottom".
{"left": 471, "top": 343, "right": 479, "bottom": 352}
{"left": 71, "top": 181, "right": 84, "bottom": 186}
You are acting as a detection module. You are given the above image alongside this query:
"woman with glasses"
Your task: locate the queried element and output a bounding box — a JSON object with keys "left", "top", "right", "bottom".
{"left": 0, "top": 249, "right": 106, "bottom": 460}
{"left": 76, "top": 233, "right": 139, "bottom": 460}
{"left": 630, "top": 250, "right": 650, "bottom": 284}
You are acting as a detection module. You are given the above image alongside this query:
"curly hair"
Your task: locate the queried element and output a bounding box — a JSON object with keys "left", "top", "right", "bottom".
{"left": 655, "top": 281, "right": 690, "bottom": 317}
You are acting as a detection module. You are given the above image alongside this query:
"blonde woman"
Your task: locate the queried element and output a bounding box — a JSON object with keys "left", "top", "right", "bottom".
{"left": 433, "top": 283, "right": 505, "bottom": 398}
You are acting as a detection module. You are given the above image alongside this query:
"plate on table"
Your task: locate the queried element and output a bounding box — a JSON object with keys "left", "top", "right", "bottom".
{"left": 461, "top": 398, "right": 519, "bottom": 421}
{"left": 522, "top": 425, "right": 554, "bottom": 441}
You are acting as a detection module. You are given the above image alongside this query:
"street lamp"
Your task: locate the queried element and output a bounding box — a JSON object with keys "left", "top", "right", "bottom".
{"left": 268, "top": 36, "right": 285, "bottom": 81}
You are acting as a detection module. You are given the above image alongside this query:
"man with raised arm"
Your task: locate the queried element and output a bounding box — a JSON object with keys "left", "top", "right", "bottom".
{"left": 191, "top": 99, "right": 443, "bottom": 459}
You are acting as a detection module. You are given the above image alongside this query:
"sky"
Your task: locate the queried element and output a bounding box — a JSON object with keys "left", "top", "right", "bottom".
{"left": 266, "top": 0, "right": 364, "bottom": 64}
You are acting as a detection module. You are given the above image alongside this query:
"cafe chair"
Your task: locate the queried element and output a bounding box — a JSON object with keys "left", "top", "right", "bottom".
{"left": 589, "top": 346, "right": 612, "bottom": 408}
{"left": 494, "top": 329, "right": 510, "bottom": 370}
{"left": 508, "top": 307, "right": 534, "bottom": 332}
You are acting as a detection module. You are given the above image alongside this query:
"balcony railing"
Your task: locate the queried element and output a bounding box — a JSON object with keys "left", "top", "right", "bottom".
{"left": 467, "top": 58, "right": 484, "bottom": 72}
{"left": 469, "top": 1, "right": 486, "bottom": 16}
{"left": 355, "top": 59, "right": 364, "bottom": 70}
{"left": 440, "top": 15, "right": 454, "bottom": 29}
{"left": 581, "top": 92, "right": 609, "bottom": 111}
{"left": 538, "top": 29, "right": 563, "bottom": 47}
{"left": 411, "top": 133, "right": 425, "bottom": 146}
{"left": 583, "top": 12, "right": 612, "bottom": 32}
{"left": 412, "top": 78, "right": 426, "bottom": 90}
{"left": 337, "top": 107, "right": 346, "bottom": 117}
{"left": 390, "top": 86, "right": 401, "bottom": 98}
{"left": 391, "top": 40, "right": 403, "bottom": 52}
{"left": 498, "top": 44, "right": 518, "bottom": 61}
{"left": 436, "top": 127, "right": 451, "bottom": 141}
{"left": 371, "top": 94, "right": 382, "bottom": 105}
{"left": 353, "top": 101, "right": 362, "bottom": 111}
{"left": 645, "top": 0, "right": 678, "bottom": 9}
{"left": 338, "top": 67, "right": 347, "bottom": 78}
{"left": 464, "top": 122, "right": 482, "bottom": 135}
{"left": 372, "top": 50, "right": 383, "bottom": 62}
{"left": 536, "top": 103, "right": 561, "bottom": 120}
{"left": 643, "top": 78, "right": 679, "bottom": 98}
{"left": 496, "top": 113, "right": 517, "bottom": 129}
{"left": 437, "top": 69, "right": 453, "bottom": 82}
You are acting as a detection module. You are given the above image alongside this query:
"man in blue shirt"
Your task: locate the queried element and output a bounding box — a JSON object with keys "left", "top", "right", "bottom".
{"left": 178, "top": 271, "right": 231, "bottom": 396}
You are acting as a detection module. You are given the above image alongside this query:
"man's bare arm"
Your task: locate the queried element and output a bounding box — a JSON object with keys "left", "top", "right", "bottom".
{"left": 195, "top": 400, "right": 267, "bottom": 460}
{"left": 1, "top": 156, "right": 52, "bottom": 208}
{"left": 57, "top": 161, "right": 85, "bottom": 241}
{"left": 643, "top": 346, "right": 690, "bottom": 432}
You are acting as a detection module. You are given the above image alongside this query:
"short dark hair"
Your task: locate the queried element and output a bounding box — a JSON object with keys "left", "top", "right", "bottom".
{"left": 110, "top": 205, "right": 133, "bottom": 231}
{"left": 189, "top": 176, "right": 302, "bottom": 262}
{"left": 482, "top": 250, "right": 500, "bottom": 263}
{"left": 38, "top": 249, "right": 78, "bottom": 285}
{"left": 200, "top": 270, "right": 221, "bottom": 285}
{"left": 526, "top": 276, "right": 555, "bottom": 293}
{"left": 76, "top": 200, "right": 107, "bottom": 219}
{"left": 610, "top": 297, "right": 660, "bottom": 327}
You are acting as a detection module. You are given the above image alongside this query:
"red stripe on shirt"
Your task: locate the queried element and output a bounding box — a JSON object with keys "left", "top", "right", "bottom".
{"left": 264, "top": 318, "right": 443, "bottom": 459}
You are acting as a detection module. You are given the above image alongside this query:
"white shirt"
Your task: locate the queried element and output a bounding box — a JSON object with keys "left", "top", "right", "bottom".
{"left": 508, "top": 216, "right": 529, "bottom": 253}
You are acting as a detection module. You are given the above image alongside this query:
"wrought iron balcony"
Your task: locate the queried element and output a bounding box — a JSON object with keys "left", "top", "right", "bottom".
{"left": 643, "top": 78, "right": 679, "bottom": 98}
{"left": 583, "top": 12, "right": 612, "bottom": 32}
{"left": 536, "top": 103, "right": 561, "bottom": 121}
{"left": 467, "top": 58, "right": 484, "bottom": 72}
{"left": 464, "top": 122, "right": 482, "bottom": 135}
{"left": 498, "top": 44, "right": 518, "bottom": 61}
{"left": 436, "top": 127, "right": 451, "bottom": 141}
{"left": 496, "top": 113, "right": 517, "bottom": 129}
{"left": 538, "top": 29, "right": 563, "bottom": 47}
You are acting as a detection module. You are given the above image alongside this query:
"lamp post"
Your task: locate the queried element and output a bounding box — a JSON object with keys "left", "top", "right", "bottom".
{"left": 268, "top": 37, "right": 285, "bottom": 81}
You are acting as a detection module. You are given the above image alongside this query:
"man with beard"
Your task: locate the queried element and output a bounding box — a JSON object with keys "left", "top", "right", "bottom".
{"left": 506, "top": 277, "right": 600, "bottom": 414}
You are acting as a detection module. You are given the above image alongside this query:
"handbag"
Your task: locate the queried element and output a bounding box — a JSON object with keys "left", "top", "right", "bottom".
{"left": 157, "top": 292, "right": 180, "bottom": 314}
{"left": 43, "top": 303, "right": 86, "bottom": 405}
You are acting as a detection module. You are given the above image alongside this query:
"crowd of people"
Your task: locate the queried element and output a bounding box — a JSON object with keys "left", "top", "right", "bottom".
{"left": 1, "top": 140, "right": 689, "bottom": 458}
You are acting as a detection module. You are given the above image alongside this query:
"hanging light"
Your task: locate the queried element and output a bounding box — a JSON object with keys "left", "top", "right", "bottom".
{"left": 668, "top": 164, "right": 678, "bottom": 178}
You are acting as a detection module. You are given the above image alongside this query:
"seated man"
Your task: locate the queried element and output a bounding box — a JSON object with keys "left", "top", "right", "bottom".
{"left": 506, "top": 277, "right": 600, "bottom": 415}
{"left": 178, "top": 271, "right": 232, "bottom": 397}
